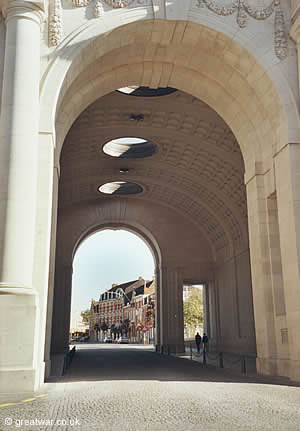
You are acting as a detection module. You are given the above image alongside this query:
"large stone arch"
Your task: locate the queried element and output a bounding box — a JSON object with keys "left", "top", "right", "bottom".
{"left": 39, "top": 19, "right": 300, "bottom": 172}
{"left": 39, "top": 16, "right": 300, "bottom": 384}
{"left": 50, "top": 198, "right": 217, "bottom": 363}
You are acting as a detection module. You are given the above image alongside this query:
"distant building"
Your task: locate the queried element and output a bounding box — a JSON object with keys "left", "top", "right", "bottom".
{"left": 89, "top": 277, "right": 155, "bottom": 343}
{"left": 70, "top": 311, "right": 89, "bottom": 339}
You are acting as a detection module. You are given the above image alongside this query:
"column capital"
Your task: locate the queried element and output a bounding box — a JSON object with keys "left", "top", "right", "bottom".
{"left": 2, "top": 0, "right": 44, "bottom": 25}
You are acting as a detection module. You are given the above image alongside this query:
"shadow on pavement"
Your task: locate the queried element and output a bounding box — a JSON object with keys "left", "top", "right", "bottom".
{"left": 47, "top": 345, "right": 300, "bottom": 388}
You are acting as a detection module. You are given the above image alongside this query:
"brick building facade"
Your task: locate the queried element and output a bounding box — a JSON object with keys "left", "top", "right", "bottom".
{"left": 89, "top": 277, "right": 155, "bottom": 343}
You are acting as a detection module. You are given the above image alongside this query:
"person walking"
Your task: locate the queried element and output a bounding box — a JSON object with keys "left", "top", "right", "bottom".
{"left": 202, "top": 333, "right": 209, "bottom": 352}
{"left": 195, "top": 332, "right": 201, "bottom": 353}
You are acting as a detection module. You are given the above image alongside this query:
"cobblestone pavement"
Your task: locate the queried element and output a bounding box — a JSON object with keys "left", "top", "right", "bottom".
{"left": 1, "top": 344, "right": 300, "bottom": 431}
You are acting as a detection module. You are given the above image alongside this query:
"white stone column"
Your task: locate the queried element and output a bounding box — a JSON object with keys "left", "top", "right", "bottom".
{"left": 0, "top": 0, "right": 44, "bottom": 289}
{"left": 0, "top": 0, "right": 44, "bottom": 392}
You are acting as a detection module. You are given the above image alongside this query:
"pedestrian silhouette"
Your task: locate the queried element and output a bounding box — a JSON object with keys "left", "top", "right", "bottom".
{"left": 195, "top": 332, "right": 201, "bottom": 353}
{"left": 202, "top": 333, "right": 208, "bottom": 352}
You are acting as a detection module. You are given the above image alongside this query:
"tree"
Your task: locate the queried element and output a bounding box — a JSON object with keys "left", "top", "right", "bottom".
{"left": 81, "top": 309, "right": 90, "bottom": 325}
{"left": 183, "top": 289, "right": 204, "bottom": 334}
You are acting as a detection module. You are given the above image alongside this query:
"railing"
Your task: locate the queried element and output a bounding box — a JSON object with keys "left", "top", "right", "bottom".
{"left": 63, "top": 346, "right": 76, "bottom": 375}
{"left": 157, "top": 343, "right": 256, "bottom": 374}
{"left": 186, "top": 346, "right": 255, "bottom": 374}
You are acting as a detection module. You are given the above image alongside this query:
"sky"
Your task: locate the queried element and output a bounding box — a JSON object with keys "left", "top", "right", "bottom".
{"left": 71, "top": 229, "right": 155, "bottom": 314}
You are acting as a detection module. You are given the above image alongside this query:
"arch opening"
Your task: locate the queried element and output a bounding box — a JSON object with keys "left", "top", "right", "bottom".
{"left": 70, "top": 228, "right": 157, "bottom": 346}
{"left": 103, "top": 137, "right": 157, "bottom": 159}
{"left": 98, "top": 181, "right": 144, "bottom": 195}
{"left": 117, "top": 86, "right": 178, "bottom": 97}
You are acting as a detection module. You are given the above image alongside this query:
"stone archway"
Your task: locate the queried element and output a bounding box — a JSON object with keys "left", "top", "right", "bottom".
{"left": 38, "top": 19, "right": 300, "bottom": 384}
{"left": 49, "top": 194, "right": 217, "bottom": 370}
{"left": 50, "top": 221, "right": 162, "bottom": 365}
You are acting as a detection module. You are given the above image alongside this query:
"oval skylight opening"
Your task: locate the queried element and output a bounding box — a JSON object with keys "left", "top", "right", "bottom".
{"left": 117, "top": 87, "right": 177, "bottom": 97}
{"left": 113, "top": 137, "right": 146, "bottom": 145}
{"left": 98, "top": 182, "right": 143, "bottom": 195}
{"left": 118, "top": 86, "right": 138, "bottom": 94}
{"left": 103, "top": 137, "right": 156, "bottom": 159}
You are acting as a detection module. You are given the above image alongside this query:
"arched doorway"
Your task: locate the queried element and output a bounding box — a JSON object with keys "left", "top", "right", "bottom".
{"left": 49, "top": 222, "right": 162, "bottom": 371}
{"left": 70, "top": 228, "right": 156, "bottom": 343}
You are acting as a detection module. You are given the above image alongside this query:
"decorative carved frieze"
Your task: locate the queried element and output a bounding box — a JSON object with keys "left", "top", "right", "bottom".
{"left": 48, "top": 0, "right": 288, "bottom": 60}
{"left": 197, "top": 0, "right": 288, "bottom": 60}
{"left": 72, "top": 0, "right": 135, "bottom": 7}
{"left": 72, "top": 0, "right": 91, "bottom": 6}
{"left": 102, "top": 0, "right": 135, "bottom": 7}
{"left": 49, "top": 0, "right": 63, "bottom": 46}
{"left": 274, "top": 8, "right": 288, "bottom": 60}
{"left": 48, "top": 0, "right": 147, "bottom": 46}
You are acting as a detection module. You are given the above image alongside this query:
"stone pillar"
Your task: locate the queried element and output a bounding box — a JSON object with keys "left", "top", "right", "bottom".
{"left": 246, "top": 173, "right": 278, "bottom": 376}
{"left": 274, "top": 144, "right": 300, "bottom": 381}
{"left": 206, "top": 280, "right": 218, "bottom": 351}
{"left": 154, "top": 265, "right": 161, "bottom": 349}
{"left": 51, "top": 263, "right": 73, "bottom": 355}
{"left": 0, "top": 0, "right": 44, "bottom": 392}
{"left": 265, "top": 192, "right": 290, "bottom": 377}
{"left": 160, "top": 266, "right": 184, "bottom": 353}
{"left": 33, "top": 133, "right": 56, "bottom": 385}
{"left": 44, "top": 166, "right": 59, "bottom": 378}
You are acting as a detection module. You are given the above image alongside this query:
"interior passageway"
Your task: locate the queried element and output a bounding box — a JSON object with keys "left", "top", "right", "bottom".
{"left": 51, "top": 87, "right": 256, "bottom": 369}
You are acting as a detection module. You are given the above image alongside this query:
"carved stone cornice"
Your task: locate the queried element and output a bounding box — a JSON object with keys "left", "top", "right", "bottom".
{"left": 2, "top": 0, "right": 45, "bottom": 24}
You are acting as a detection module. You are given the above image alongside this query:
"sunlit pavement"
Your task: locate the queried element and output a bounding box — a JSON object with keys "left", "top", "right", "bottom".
{"left": 1, "top": 344, "right": 300, "bottom": 431}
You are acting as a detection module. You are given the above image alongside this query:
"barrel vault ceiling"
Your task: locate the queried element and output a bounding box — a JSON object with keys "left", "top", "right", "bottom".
{"left": 59, "top": 89, "right": 248, "bottom": 256}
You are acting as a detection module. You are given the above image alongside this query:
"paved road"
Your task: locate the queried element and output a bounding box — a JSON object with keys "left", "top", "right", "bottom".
{"left": 1, "top": 344, "right": 300, "bottom": 431}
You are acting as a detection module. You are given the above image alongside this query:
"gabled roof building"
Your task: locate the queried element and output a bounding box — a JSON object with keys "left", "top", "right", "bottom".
{"left": 89, "top": 277, "right": 155, "bottom": 343}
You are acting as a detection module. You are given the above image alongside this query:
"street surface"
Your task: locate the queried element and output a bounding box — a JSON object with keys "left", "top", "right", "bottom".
{"left": 0, "top": 344, "right": 300, "bottom": 430}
